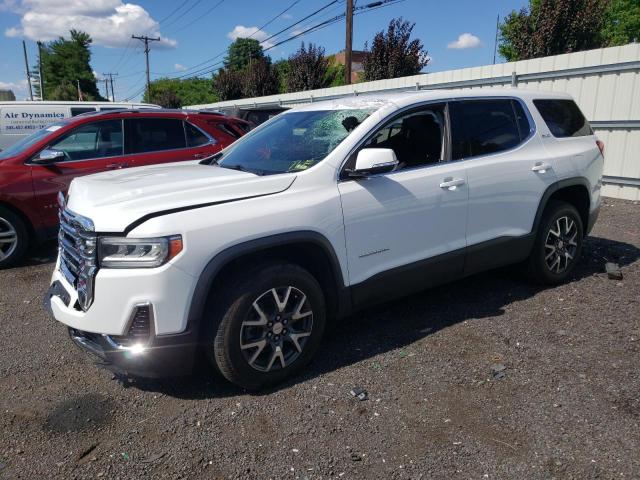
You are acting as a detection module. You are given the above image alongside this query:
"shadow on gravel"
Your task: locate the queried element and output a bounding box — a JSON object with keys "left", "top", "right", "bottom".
{"left": 116, "top": 235, "right": 640, "bottom": 399}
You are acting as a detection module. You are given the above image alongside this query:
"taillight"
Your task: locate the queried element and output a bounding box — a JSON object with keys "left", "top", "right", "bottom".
{"left": 596, "top": 140, "right": 605, "bottom": 157}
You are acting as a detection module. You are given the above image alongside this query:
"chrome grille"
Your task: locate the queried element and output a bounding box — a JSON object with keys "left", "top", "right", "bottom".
{"left": 58, "top": 206, "right": 97, "bottom": 311}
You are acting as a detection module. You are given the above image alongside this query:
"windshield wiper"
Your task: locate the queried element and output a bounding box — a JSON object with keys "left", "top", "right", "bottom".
{"left": 220, "top": 164, "right": 263, "bottom": 176}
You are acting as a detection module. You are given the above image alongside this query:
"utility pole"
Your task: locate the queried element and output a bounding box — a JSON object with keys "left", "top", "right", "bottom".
{"left": 104, "top": 78, "right": 110, "bottom": 100}
{"left": 344, "top": 0, "right": 354, "bottom": 85}
{"left": 22, "top": 40, "right": 33, "bottom": 101}
{"left": 493, "top": 14, "right": 500, "bottom": 64}
{"left": 37, "top": 41, "right": 44, "bottom": 100}
{"left": 102, "top": 72, "right": 118, "bottom": 101}
{"left": 132, "top": 35, "right": 160, "bottom": 98}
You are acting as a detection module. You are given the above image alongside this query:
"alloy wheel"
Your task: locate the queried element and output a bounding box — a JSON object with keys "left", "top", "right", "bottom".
{"left": 544, "top": 215, "right": 578, "bottom": 274}
{"left": 0, "top": 217, "right": 18, "bottom": 261}
{"left": 239, "top": 286, "right": 313, "bottom": 372}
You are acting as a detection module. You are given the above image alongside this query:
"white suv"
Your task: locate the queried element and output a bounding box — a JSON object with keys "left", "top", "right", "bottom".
{"left": 46, "top": 89, "right": 603, "bottom": 389}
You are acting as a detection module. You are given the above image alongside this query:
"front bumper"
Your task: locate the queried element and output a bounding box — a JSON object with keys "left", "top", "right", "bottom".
{"left": 66, "top": 326, "right": 198, "bottom": 378}
{"left": 45, "top": 258, "right": 201, "bottom": 377}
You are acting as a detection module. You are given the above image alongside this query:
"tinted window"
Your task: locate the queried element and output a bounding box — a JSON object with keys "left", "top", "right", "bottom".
{"left": 70, "top": 107, "right": 96, "bottom": 116}
{"left": 533, "top": 99, "right": 592, "bottom": 138}
{"left": 127, "top": 118, "right": 186, "bottom": 154}
{"left": 184, "top": 121, "right": 210, "bottom": 147}
{"left": 361, "top": 105, "right": 446, "bottom": 170}
{"left": 49, "top": 120, "right": 122, "bottom": 161}
{"left": 450, "top": 100, "right": 521, "bottom": 159}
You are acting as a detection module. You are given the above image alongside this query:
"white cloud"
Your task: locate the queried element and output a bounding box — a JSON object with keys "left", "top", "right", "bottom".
{"left": 227, "top": 25, "right": 272, "bottom": 48}
{"left": 174, "top": 63, "right": 187, "bottom": 72}
{"left": 0, "top": 79, "right": 28, "bottom": 92}
{"left": 290, "top": 29, "right": 303, "bottom": 37}
{"left": 447, "top": 33, "right": 483, "bottom": 50}
{"left": 4, "top": 0, "right": 176, "bottom": 48}
{"left": 281, "top": 13, "right": 292, "bottom": 20}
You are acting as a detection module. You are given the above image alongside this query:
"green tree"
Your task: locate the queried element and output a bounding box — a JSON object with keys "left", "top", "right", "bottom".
{"left": 285, "top": 42, "right": 330, "bottom": 92}
{"left": 499, "top": 0, "right": 612, "bottom": 61}
{"left": 362, "top": 18, "right": 430, "bottom": 81}
{"left": 273, "top": 59, "right": 291, "bottom": 93}
{"left": 143, "top": 77, "right": 219, "bottom": 107}
{"left": 40, "top": 30, "right": 104, "bottom": 101}
{"left": 324, "top": 55, "right": 346, "bottom": 87}
{"left": 224, "top": 38, "right": 265, "bottom": 71}
{"left": 602, "top": 0, "right": 640, "bottom": 45}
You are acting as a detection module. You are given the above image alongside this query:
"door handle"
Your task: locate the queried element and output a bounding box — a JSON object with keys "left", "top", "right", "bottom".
{"left": 106, "top": 163, "right": 129, "bottom": 169}
{"left": 531, "top": 162, "right": 551, "bottom": 173}
{"left": 439, "top": 177, "right": 465, "bottom": 190}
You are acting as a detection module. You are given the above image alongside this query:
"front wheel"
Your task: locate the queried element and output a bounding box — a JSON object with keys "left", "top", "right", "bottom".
{"left": 525, "top": 201, "right": 584, "bottom": 285}
{"left": 0, "top": 207, "right": 28, "bottom": 269}
{"left": 206, "top": 262, "right": 326, "bottom": 390}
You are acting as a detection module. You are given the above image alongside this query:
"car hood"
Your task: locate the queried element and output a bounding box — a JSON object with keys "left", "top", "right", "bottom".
{"left": 66, "top": 161, "right": 296, "bottom": 232}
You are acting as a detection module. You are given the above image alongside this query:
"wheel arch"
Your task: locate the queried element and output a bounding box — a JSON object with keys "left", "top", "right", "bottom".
{"left": 0, "top": 200, "right": 36, "bottom": 240}
{"left": 533, "top": 178, "right": 591, "bottom": 236}
{"left": 186, "top": 231, "right": 351, "bottom": 336}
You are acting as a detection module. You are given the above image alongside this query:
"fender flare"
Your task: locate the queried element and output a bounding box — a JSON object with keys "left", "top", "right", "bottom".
{"left": 185, "top": 231, "right": 349, "bottom": 334}
{"left": 531, "top": 176, "right": 591, "bottom": 235}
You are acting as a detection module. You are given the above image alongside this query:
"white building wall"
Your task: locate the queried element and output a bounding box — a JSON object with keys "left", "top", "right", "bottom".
{"left": 187, "top": 44, "right": 640, "bottom": 200}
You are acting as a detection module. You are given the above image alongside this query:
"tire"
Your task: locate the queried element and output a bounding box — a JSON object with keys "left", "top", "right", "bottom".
{"left": 205, "top": 262, "right": 326, "bottom": 390}
{"left": 525, "top": 201, "right": 583, "bottom": 285}
{"left": 0, "top": 206, "right": 29, "bottom": 269}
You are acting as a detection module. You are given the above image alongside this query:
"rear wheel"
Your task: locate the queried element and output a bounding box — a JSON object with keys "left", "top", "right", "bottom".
{"left": 525, "top": 201, "right": 583, "bottom": 285}
{"left": 0, "top": 207, "right": 28, "bottom": 269}
{"left": 206, "top": 262, "right": 326, "bottom": 390}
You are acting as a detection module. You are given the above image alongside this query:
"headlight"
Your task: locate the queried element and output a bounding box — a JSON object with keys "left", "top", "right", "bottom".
{"left": 99, "top": 235, "right": 183, "bottom": 268}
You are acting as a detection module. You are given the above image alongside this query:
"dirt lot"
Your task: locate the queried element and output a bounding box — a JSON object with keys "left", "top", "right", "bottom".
{"left": 0, "top": 199, "right": 638, "bottom": 480}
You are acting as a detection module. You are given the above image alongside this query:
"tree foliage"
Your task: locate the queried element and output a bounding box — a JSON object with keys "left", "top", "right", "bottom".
{"left": 224, "top": 38, "right": 265, "bottom": 71}
{"left": 361, "top": 18, "right": 430, "bottom": 81}
{"left": 242, "top": 58, "right": 279, "bottom": 97}
{"left": 602, "top": 0, "right": 640, "bottom": 45}
{"left": 39, "top": 30, "right": 104, "bottom": 101}
{"left": 498, "top": 0, "right": 638, "bottom": 61}
{"left": 286, "top": 42, "right": 330, "bottom": 92}
{"left": 143, "top": 77, "right": 218, "bottom": 107}
{"left": 211, "top": 68, "right": 242, "bottom": 101}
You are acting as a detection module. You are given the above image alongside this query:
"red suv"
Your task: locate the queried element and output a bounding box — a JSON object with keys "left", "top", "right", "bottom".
{"left": 0, "top": 109, "right": 250, "bottom": 267}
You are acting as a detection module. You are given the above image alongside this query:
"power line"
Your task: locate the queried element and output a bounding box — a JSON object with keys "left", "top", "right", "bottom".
{"left": 157, "top": 0, "right": 191, "bottom": 24}
{"left": 162, "top": 0, "right": 205, "bottom": 29}
{"left": 102, "top": 72, "right": 118, "bottom": 101}
{"left": 125, "top": 0, "right": 403, "bottom": 100}
{"left": 171, "top": 0, "right": 226, "bottom": 32}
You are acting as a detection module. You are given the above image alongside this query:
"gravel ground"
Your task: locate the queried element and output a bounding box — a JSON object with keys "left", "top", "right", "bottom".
{"left": 1, "top": 199, "right": 639, "bottom": 480}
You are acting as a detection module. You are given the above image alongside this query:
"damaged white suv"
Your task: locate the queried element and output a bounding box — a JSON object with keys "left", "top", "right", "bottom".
{"left": 46, "top": 89, "right": 603, "bottom": 389}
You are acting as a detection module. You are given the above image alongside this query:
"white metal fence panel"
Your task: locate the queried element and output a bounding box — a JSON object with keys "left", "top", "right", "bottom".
{"left": 187, "top": 44, "right": 640, "bottom": 200}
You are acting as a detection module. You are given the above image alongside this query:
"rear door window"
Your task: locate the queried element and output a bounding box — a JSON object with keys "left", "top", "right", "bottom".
{"left": 533, "top": 99, "right": 592, "bottom": 137}
{"left": 126, "top": 118, "right": 186, "bottom": 154}
{"left": 184, "top": 121, "right": 211, "bottom": 147}
{"left": 450, "top": 99, "right": 523, "bottom": 159}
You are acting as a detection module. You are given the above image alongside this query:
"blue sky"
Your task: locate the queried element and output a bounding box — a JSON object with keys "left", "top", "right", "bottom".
{"left": 0, "top": 0, "right": 528, "bottom": 102}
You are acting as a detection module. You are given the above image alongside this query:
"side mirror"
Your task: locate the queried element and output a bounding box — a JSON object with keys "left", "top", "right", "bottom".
{"left": 346, "top": 148, "right": 398, "bottom": 178}
{"left": 33, "top": 149, "right": 65, "bottom": 164}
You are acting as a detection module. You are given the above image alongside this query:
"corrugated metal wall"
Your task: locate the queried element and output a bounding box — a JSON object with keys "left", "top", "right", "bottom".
{"left": 187, "top": 44, "right": 640, "bottom": 200}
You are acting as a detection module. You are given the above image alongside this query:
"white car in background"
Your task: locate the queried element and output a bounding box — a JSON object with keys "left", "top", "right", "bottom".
{"left": 0, "top": 101, "right": 159, "bottom": 150}
{"left": 46, "top": 88, "right": 603, "bottom": 390}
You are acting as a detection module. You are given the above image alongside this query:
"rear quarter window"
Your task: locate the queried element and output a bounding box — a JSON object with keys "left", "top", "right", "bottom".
{"left": 533, "top": 99, "right": 592, "bottom": 138}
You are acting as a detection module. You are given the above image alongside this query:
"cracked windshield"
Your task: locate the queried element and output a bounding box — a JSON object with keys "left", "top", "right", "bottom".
{"left": 217, "top": 109, "right": 373, "bottom": 175}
